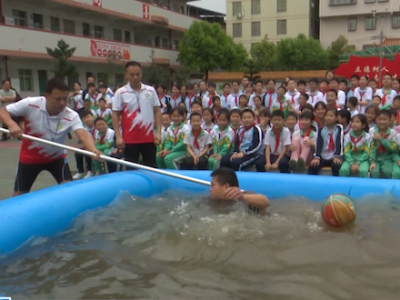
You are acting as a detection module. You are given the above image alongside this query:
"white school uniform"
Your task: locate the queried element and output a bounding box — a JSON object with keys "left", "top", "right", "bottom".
{"left": 264, "top": 127, "right": 291, "bottom": 156}
{"left": 202, "top": 121, "right": 215, "bottom": 134}
{"left": 375, "top": 88, "right": 397, "bottom": 108}
{"left": 285, "top": 91, "right": 300, "bottom": 106}
{"left": 349, "top": 109, "right": 360, "bottom": 118}
{"left": 307, "top": 91, "right": 325, "bottom": 107}
{"left": 323, "top": 90, "right": 346, "bottom": 108}
{"left": 183, "top": 129, "right": 212, "bottom": 156}
{"left": 248, "top": 93, "right": 263, "bottom": 109}
{"left": 355, "top": 87, "right": 373, "bottom": 114}
{"left": 202, "top": 93, "right": 220, "bottom": 108}
{"left": 292, "top": 129, "right": 318, "bottom": 145}
{"left": 227, "top": 93, "right": 241, "bottom": 110}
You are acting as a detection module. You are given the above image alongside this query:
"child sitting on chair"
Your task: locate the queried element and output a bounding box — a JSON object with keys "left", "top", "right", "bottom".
{"left": 181, "top": 112, "right": 212, "bottom": 170}
{"left": 93, "top": 117, "right": 115, "bottom": 175}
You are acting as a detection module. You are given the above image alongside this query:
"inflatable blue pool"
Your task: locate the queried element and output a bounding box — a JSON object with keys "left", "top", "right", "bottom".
{"left": 0, "top": 170, "right": 399, "bottom": 256}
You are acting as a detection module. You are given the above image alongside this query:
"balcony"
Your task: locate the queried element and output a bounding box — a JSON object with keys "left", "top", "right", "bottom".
{"left": 321, "top": 0, "right": 394, "bottom": 18}
{"left": 0, "top": 25, "right": 179, "bottom": 65}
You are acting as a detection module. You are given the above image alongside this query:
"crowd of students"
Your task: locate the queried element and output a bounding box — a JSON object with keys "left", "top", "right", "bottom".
{"left": 70, "top": 70, "right": 400, "bottom": 179}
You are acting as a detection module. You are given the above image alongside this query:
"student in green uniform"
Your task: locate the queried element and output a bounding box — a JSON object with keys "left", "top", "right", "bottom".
{"left": 93, "top": 117, "right": 115, "bottom": 175}
{"left": 156, "top": 108, "right": 189, "bottom": 169}
{"left": 339, "top": 114, "right": 370, "bottom": 178}
{"left": 369, "top": 110, "right": 397, "bottom": 178}
{"left": 208, "top": 109, "right": 234, "bottom": 170}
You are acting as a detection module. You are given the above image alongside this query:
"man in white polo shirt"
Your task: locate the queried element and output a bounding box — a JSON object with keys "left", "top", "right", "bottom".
{"left": 112, "top": 61, "right": 161, "bottom": 168}
{"left": 0, "top": 77, "right": 101, "bottom": 196}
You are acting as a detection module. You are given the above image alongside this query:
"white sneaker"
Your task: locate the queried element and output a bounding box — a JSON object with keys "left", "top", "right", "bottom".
{"left": 73, "top": 173, "right": 84, "bottom": 180}
{"left": 84, "top": 171, "right": 93, "bottom": 178}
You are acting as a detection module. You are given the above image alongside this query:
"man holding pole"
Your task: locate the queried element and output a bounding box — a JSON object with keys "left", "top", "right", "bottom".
{"left": 112, "top": 61, "right": 161, "bottom": 168}
{"left": 0, "top": 77, "right": 101, "bottom": 196}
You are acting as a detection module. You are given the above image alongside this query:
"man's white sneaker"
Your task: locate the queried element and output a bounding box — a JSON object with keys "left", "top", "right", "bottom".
{"left": 73, "top": 173, "right": 84, "bottom": 180}
{"left": 84, "top": 171, "right": 93, "bottom": 178}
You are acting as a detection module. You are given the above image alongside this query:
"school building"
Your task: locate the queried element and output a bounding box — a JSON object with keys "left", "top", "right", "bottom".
{"left": 319, "top": 0, "right": 400, "bottom": 51}
{"left": 225, "top": 0, "right": 320, "bottom": 51}
{"left": 0, "top": 0, "right": 225, "bottom": 98}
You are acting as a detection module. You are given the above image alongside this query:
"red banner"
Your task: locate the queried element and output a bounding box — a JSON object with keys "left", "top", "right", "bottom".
{"left": 90, "top": 40, "right": 131, "bottom": 60}
{"left": 335, "top": 55, "right": 400, "bottom": 81}
{"left": 143, "top": 3, "right": 150, "bottom": 19}
{"left": 93, "top": 0, "right": 102, "bottom": 7}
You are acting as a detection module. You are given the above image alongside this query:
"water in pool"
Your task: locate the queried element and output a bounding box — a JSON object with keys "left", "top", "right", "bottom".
{"left": 1, "top": 191, "right": 400, "bottom": 300}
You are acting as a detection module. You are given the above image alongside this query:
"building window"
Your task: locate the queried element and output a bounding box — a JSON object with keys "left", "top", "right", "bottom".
{"left": 377, "top": 0, "right": 389, "bottom": 2}
{"left": 251, "top": 22, "right": 261, "bottom": 36}
{"left": 113, "top": 29, "right": 122, "bottom": 41}
{"left": 32, "top": 13, "right": 43, "bottom": 29}
{"left": 232, "top": 23, "right": 242, "bottom": 38}
{"left": 98, "top": 73, "right": 108, "bottom": 85}
{"left": 124, "top": 31, "right": 131, "bottom": 43}
{"left": 18, "top": 69, "right": 32, "bottom": 92}
{"left": 63, "top": 19, "right": 75, "bottom": 34}
{"left": 154, "top": 36, "right": 160, "bottom": 47}
{"left": 50, "top": 16, "right": 60, "bottom": 32}
{"left": 277, "top": 19, "right": 287, "bottom": 35}
{"left": 348, "top": 18, "right": 357, "bottom": 31}
{"left": 362, "top": 44, "right": 374, "bottom": 50}
{"left": 364, "top": 0, "right": 375, "bottom": 3}
{"left": 162, "top": 38, "right": 168, "bottom": 48}
{"left": 251, "top": 0, "right": 260, "bottom": 15}
{"left": 94, "top": 25, "right": 104, "bottom": 38}
{"left": 277, "top": 0, "right": 287, "bottom": 12}
{"left": 115, "top": 74, "right": 125, "bottom": 86}
{"left": 232, "top": 2, "right": 242, "bottom": 16}
{"left": 365, "top": 17, "right": 376, "bottom": 30}
{"left": 12, "top": 10, "right": 27, "bottom": 26}
{"left": 82, "top": 23, "right": 91, "bottom": 36}
{"left": 173, "top": 40, "right": 179, "bottom": 50}
{"left": 329, "top": 0, "right": 356, "bottom": 5}
{"left": 392, "top": 15, "right": 400, "bottom": 28}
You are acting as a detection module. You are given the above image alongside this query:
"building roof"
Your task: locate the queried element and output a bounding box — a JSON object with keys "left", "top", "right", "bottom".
{"left": 208, "top": 70, "right": 328, "bottom": 81}
{"left": 381, "top": 38, "right": 400, "bottom": 47}
{"left": 187, "top": 0, "right": 226, "bottom": 15}
{"left": 339, "top": 45, "right": 400, "bottom": 61}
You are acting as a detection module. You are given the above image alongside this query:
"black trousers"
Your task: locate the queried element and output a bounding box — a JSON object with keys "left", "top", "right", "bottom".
{"left": 308, "top": 158, "right": 341, "bottom": 176}
{"left": 107, "top": 151, "right": 125, "bottom": 173}
{"left": 220, "top": 153, "right": 262, "bottom": 171}
{"left": 14, "top": 158, "right": 72, "bottom": 192}
{"left": 180, "top": 155, "right": 208, "bottom": 170}
{"left": 125, "top": 143, "right": 157, "bottom": 169}
{"left": 75, "top": 151, "right": 92, "bottom": 173}
{"left": 255, "top": 154, "right": 290, "bottom": 173}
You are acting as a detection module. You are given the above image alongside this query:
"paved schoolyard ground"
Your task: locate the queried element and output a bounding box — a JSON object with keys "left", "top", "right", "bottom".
{"left": 0, "top": 138, "right": 79, "bottom": 200}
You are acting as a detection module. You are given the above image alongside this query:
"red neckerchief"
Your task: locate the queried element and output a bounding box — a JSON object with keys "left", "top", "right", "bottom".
{"left": 289, "top": 92, "right": 295, "bottom": 104}
{"left": 89, "top": 128, "right": 96, "bottom": 139}
{"left": 192, "top": 128, "right": 202, "bottom": 150}
{"left": 232, "top": 126, "right": 239, "bottom": 145}
{"left": 267, "top": 90, "right": 275, "bottom": 108}
{"left": 172, "top": 127, "right": 180, "bottom": 145}
{"left": 344, "top": 124, "right": 351, "bottom": 136}
{"left": 316, "top": 119, "right": 324, "bottom": 128}
{"left": 213, "top": 108, "right": 220, "bottom": 122}
{"left": 377, "top": 132, "right": 390, "bottom": 155}
{"left": 99, "top": 133, "right": 106, "bottom": 145}
{"left": 272, "top": 127, "right": 282, "bottom": 154}
{"left": 223, "top": 93, "right": 230, "bottom": 106}
{"left": 301, "top": 127, "right": 312, "bottom": 138}
{"left": 277, "top": 97, "right": 284, "bottom": 110}
{"left": 298, "top": 121, "right": 302, "bottom": 130}
{"left": 100, "top": 109, "right": 106, "bottom": 117}
{"left": 358, "top": 89, "right": 365, "bottom": 110}
{"left": 396, "top": 110, "right": 400, "bottom": 126}
{"left": 351, "top": 135, "right": 363, "bottom": 156}
{"left": 328, "top": 132, "right": 335, "bottom": 152}
{"left": 239, "top": 125, "right": 255, "bottom": 148}
{"left": 90, "top": 93, "right": 99, "bottom": 106}
{"left": 208, "top": 93, "right": 215, "bottom": 107}
{"left": 234, "top": 95, "right": 238, "bottom": 106}
{"left": 171, "top": 95, "right": 179, "bottom": 108}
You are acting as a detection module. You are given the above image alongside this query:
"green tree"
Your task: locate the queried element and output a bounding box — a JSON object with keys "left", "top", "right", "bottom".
{"left": 326, "top": 35, "right": 355, "bottom": 69}
{"left": 104, "top": 52, "right": 125, "bottom": 87}
{"left": 46, "top": 39, "right": 78, "bottom": 80}
{"left": 275, "top": 34, "right": 328, "bottom": 71}
{"left": 250, "top": 40, "right": 277, "bottom": 71}
{"left": 143, "top": 49, "right": 170, "bottom": 87}
{"left": 171, "top": 66, "right": 192, "bottom": 87}
{"left": 242, "top": 59, "right": 261, "bottom": 82}
{"left": 178, "top": 21, "right": 248, "bottom": 81}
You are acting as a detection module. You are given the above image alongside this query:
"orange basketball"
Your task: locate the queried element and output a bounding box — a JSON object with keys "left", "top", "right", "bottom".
{"left": 321, "top": 194, "right": 356, "bottom": 228}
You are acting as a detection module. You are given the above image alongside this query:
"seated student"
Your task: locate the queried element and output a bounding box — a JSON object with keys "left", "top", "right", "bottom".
{"left": 347, "top": 96, "right": 359, "bottom": 117}
{"left": 85, "top": 82, "right": 102, "bottom": 111}
{"left": 181, "top": 112, "right": 212, "bottom": 170}
{"left": 208, "top": 109, "right": 235, "bottom": 170}
{"left": 220, "top": 109, "right": 264, "bottom": 172}
{"left": 371, "top": 95, "right": 385, "bottom": 109}
{"left": 365, "top": 105, "right": 378, "bottom": 130}
{"left": 308, "top": 108, "right": 342, "bottom": 176}
{"left": 229, "top": 109, "right": 242, "bottom": 136}
{"left": 260, "top": 110, "right": 291, "bottom": 173}
{"left": 186, "top": 100, "right": 202, "bottom": 129}
{"left": 291, "top": 93, "right": 309, "bottom": 115}
{"left": 99, "top": 83, "right": 112, "bottom": 108}
{"left": 211, "top": 95, "right": 223, "bottom": 121}
{"left": 81, "top": 98, "right": 97, "bottom": 118}
{"left": 271, "top": 86, "right": 291, "bottom": 119}
{"left": 339, "top": 114, "right": 370, "bottom": 178}
{"left": 202, "top": 108, "right": 215, "bottom": 134}
{"left": 258, "top": 108, "right": 271, "bottom": 136}
{"left": 157, "top": 108, "right": 190, "bottom": 169}
{"left": 252, "top": 95, "right": 263, "bottom": 123}
{"left": 392, "top": 95, "right": 400, "bottom": 124}
{"left": 369, "top": 110, "right": 397, "bottom": 178}
{"left": 289, "top": 111, "right": 317, "bottom": 171}
{"left": 285, "top": 111, "right": 299, "bottom": 137}
{"left": 93, "top": 117, "right": 115, "bottom": 175}
{"left": 177, "top": 102, "right": 188, "bottom": 123}
{"left": 314, "top": 101, "right": 327, "bottom": 129}
{"left": 338, "top": 109, "right": 351, "bottom": 136}
{"left": 156, "top": 84, "right": 171, "bottom": 113}
{"left": 96, "top": 98, "right": 112, "bottom": 127}
{"left": 73, "top": 110, "right": 95, "bottom": 179}
{"left": 299, "top": 103, "right": 319, "bottom": 132}
{"left": 326, "top": 89, "right": 339, "bottom": 110}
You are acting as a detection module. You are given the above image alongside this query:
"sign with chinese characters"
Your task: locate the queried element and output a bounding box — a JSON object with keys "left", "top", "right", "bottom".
{"left": 143, "top": 3, "right": 150, "bottom": 19}
{"left": 335, "top": 55, "right": 400, "bottom": 81}
{"left": 89, "top": 40, "right": 131, "bottom": 60}
{"left": 93, "top": 0, "right": 102, "bottom": 7}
